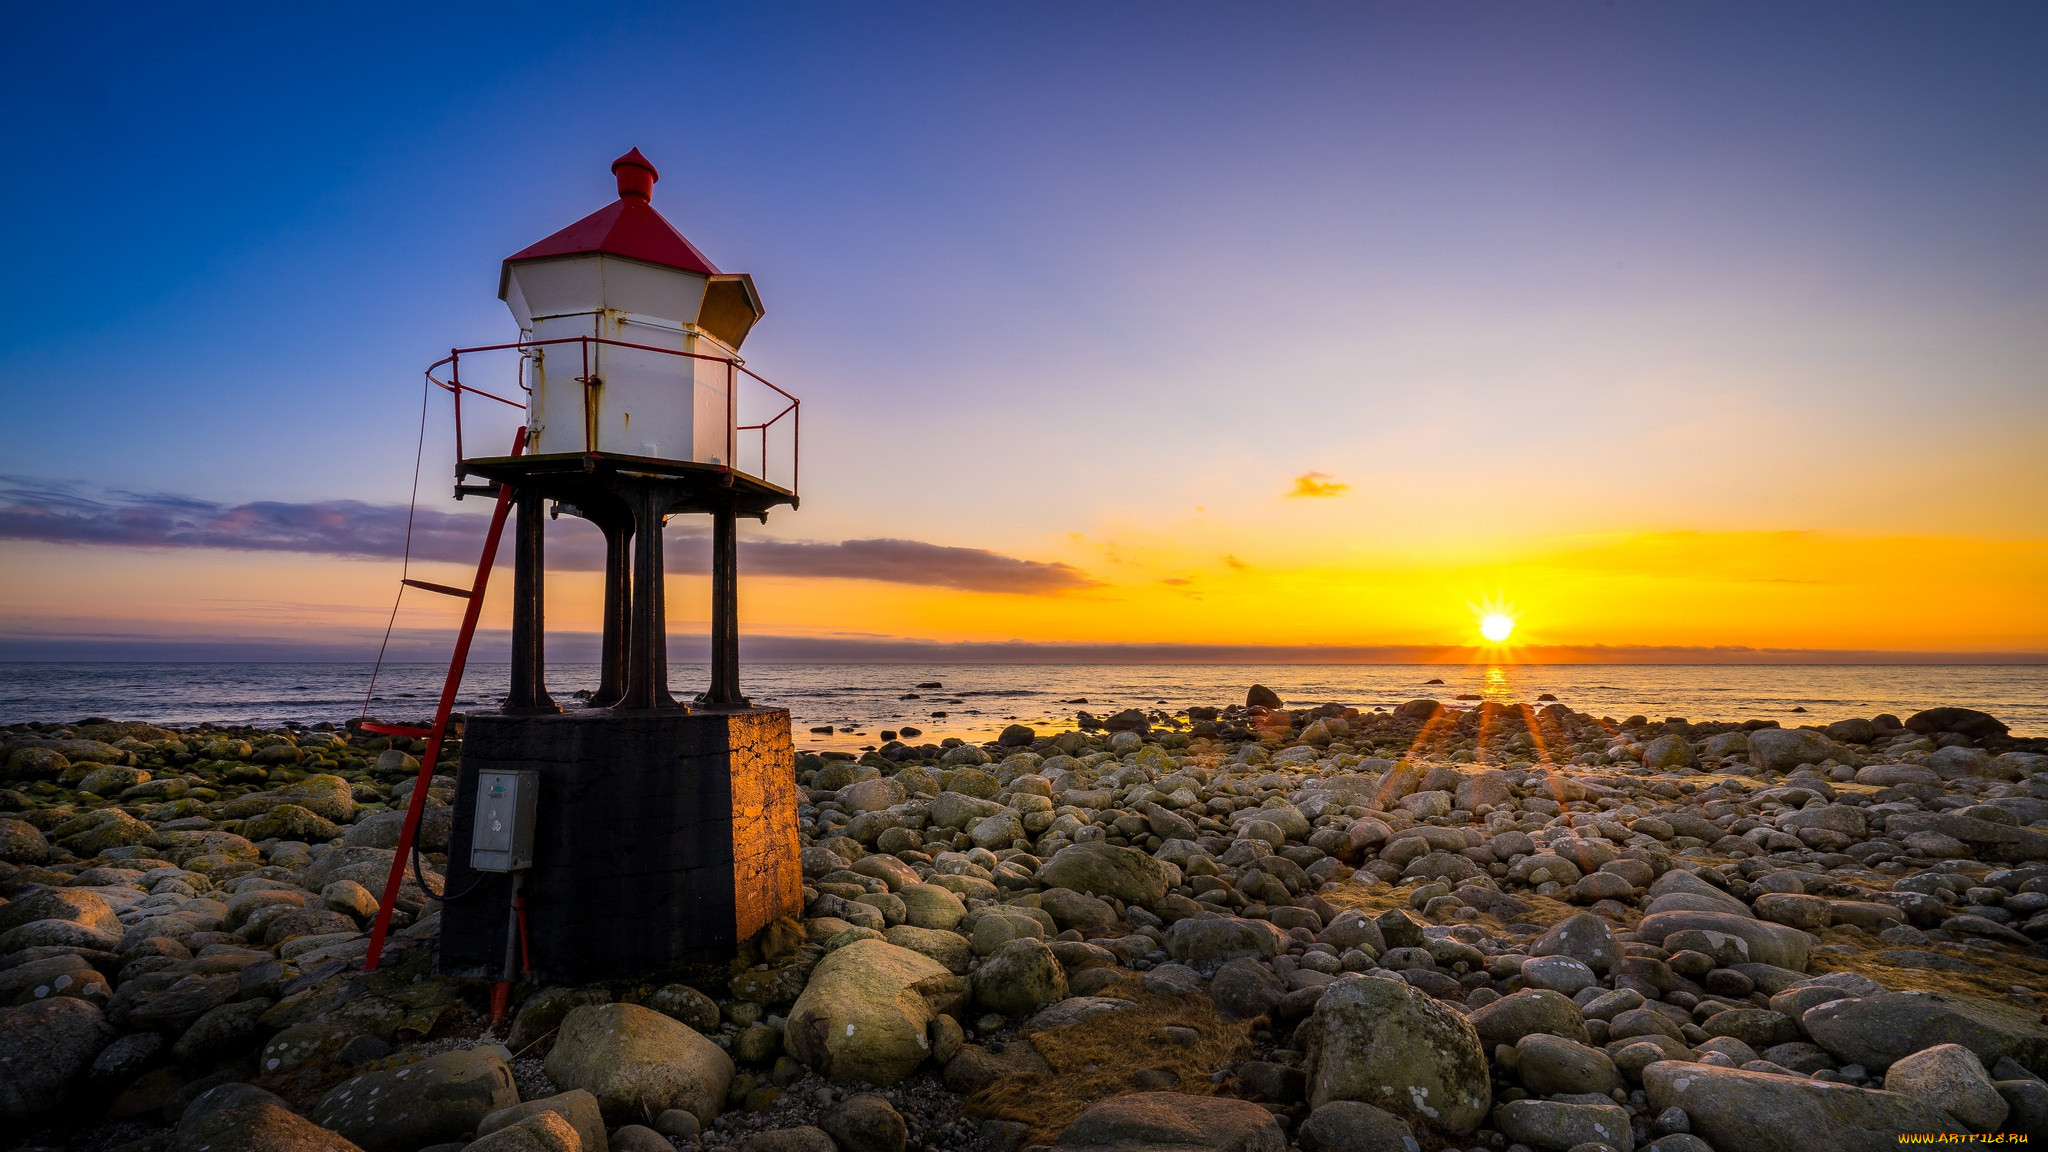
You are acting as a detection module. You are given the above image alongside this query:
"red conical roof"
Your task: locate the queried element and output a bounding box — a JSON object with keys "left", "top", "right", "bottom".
{"left": 503, "top": 149, "right": 720, "bottom": 276}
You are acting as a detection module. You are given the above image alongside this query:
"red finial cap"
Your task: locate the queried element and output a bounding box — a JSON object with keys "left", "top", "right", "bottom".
{"left": 612, "top": 148, "right": 658, "bottom": 202}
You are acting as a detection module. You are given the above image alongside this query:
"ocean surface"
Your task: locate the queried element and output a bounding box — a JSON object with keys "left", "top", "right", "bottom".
{"left": 0, "top": 662, "right": 2042, "bottom": 747}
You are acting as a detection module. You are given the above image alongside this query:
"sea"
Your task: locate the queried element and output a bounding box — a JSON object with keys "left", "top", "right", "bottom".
{"left": 0, "top": 662, "right": 2042, "bottom": 749}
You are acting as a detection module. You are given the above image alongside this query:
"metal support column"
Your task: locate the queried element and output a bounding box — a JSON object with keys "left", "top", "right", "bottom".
{"left": 701, "top": 498, "right": 749, "bottom": 708}
{"left": 588, "top": 507, "right": 634, "bottom": 708}
{"left": 505, "top": 488, "right": 559, "bottom": 714}
{"left": 617, "top": 481, "right": 680, "bottom": 712}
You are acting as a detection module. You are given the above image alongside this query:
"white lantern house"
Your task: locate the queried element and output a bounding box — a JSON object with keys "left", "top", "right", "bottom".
{"left": 498, "top": 149, "right": 764, "bottom": 468}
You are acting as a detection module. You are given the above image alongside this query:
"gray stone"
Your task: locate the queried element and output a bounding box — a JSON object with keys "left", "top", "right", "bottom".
{"left": 1296, "top": 1100, "right": 1419, "bottom": 1152}
{"left": 1167, "top": 916, "right": 1285, "bottom": 976}
{"left": 313, "top": 1046, "right": 519, "bottom": 1152}
{"left": 1035, "top": 842, "right": 1170, "bottom": 906}
{"left": 544, "top": 1002, "right": 734, "bottom": 1126}
{"left": 973, "top": 938, "right": 1069, "bottom": 1017}
{"left": 476, "top": 1089, "right": 608, "bottom": 1152}
{"left": 785, "top": 938, "right": 964, "bottom": 1087}
{"left": 1522, "top": 956, "right": 1599, "bottom": 997}
{"left": 1469, "top": 989, "right": 1589, "bottom": 1051}
{"left": 1636, "top": 911, "right": 1809, "bottom": 971}
{"left": 1494, "top": 1099, "right": 1634, "bottom": 1152}
{"left": 462, "top": 1110, "right": 581, "bottom": 1152}
{"left": 0, "top": 997, "right": 112, "bottom": 1118}
{"left": 1642, "top": 1060, "right": 1964, "bottom": 1151}
{"left": 1210, "top": 957, "right": 1286, "bottom": 1022}
{"left": 1053, "top": 1091, "right": 1285, "bottom": 1152}
{"left": 737, "top": 1127, "right": 838, "bottom": 1152}
{"left": 1531, "top": 913, "right": 1621, "bottom": 973}
{"left": 1884, "top": 1043, "right": 2009, "bottom": 1132}
{"left": 176, "top": 1083, "right": 363, "bottom": 1152}
{"left": 1802, "top": 990, "right": 2048, "bottom": 1075}
{"left": 1749, "top": 729, "right": 1849, "bottom": 772}
{"left": 822, "top": 1093, "right": 909, "bottom": 1152}
{"left": 1517, "top": 1033, "right": 1622, "bottom": 1097}
{"left": 1299, "top": 974, "right": 1491, "bottom": 1134}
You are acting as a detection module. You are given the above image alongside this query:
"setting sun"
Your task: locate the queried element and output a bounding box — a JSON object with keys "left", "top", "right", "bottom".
{"left": 1480, "top": 613, "right": 1516, "bottom": 643}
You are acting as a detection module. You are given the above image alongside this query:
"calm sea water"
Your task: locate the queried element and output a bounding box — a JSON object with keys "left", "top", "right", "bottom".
{"left": 0, "top": 662, "right": 2041, "bottom": 746}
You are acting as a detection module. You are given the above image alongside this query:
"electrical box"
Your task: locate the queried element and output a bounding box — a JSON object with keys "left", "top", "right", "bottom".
{"left": 469, "top": 770, "right": 538, "bottom": 872}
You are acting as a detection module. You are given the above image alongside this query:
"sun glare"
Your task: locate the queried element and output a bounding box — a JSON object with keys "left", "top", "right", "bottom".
{"left": 1480, "top": 613, "right": 1515, "bottom": 643}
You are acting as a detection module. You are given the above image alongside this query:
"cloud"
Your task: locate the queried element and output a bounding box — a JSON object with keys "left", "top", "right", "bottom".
{"left": 0, "top": 477, "right": 1095, "bottom": 595}
{"left": 1287, "top": 471, "right": 1349, "bottom": 498}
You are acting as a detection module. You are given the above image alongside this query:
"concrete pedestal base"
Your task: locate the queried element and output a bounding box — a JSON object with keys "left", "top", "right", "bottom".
{"left": 437, "top": 707, "right": 801, "bottom": 983}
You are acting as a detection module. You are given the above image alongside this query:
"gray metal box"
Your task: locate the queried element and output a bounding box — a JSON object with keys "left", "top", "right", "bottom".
{"left": 469, "top": 769, "right": 538, "bottom": 872}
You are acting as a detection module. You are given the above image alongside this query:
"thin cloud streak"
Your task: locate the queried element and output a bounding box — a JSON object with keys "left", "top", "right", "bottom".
{"left": 0, "top": 477, "right": 1095, "bottom": 595}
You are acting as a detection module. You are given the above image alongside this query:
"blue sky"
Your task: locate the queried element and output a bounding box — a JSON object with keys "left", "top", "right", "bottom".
{"left": 3, "top": 3, "right": 2045, "bottom": 657}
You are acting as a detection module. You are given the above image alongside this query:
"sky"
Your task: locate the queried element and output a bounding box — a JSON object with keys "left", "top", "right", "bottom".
{"left": 2, "top": 2, "right": 2045, "bottom": 661}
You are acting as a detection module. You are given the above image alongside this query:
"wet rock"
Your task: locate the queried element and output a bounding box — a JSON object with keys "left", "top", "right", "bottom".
{"left": 1299, "top": 973, "right": 1491, "bottom": 1134}
{"left": 1053, "top": 1091, "right": 1285, "bottom": 1152}
{"left": 1643, "top": 1060, "right": 1964, "bottom": 1151}
{"left": 1883, "top": 1042, "right": 2009, "bottom": 1131}
{"left": 0, "top": 996, "right": 113, "bottom": 1118}
{"left": 476, "top": 1089, "right": 608, "bottom": 1152}
{"left": 1296, "top": 1100, "right": 1419, "bottom": 1152}
{"left": 545, "top": 1002, "right": 733, "bottom": 1126}
{"left": 785, "top": 938, "right": 964, "bottom": 1086}
{"left": 313, "top": 1045, "right": 519, "bottom": 1152}
{"left": 1802, "top": 991, "right": 2048, "bottom": 1075}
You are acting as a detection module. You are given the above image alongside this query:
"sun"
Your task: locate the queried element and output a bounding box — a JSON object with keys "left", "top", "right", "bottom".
{"left": 1479, "top": 613, "right": 1515, "bottom": 643}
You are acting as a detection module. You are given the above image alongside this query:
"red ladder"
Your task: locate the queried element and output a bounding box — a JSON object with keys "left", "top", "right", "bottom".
{"left": 359, "top": 427, "right": 525, "bottom": 972}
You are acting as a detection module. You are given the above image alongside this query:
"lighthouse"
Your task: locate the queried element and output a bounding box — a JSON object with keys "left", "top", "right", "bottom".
{"left": 430, "top": 151, "right": 805, "bottom": 982}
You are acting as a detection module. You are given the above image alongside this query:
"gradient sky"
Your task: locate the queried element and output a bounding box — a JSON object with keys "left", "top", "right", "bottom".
{"left": 3, "top": 3, "right": 2045, "bottom": 659}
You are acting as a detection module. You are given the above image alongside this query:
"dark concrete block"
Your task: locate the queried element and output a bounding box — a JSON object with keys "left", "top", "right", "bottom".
{"left": 438, "top": 707, "right": 802, "bottom": 983}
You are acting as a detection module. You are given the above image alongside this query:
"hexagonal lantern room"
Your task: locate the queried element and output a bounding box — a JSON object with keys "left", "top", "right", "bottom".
{"left": 402, "top": 150, "right": 804, "bottom": 988}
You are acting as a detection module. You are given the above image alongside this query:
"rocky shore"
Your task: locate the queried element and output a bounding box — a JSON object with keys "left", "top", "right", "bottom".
{"left": 2, "top": 691, "right": 2047, "bottom": 1152}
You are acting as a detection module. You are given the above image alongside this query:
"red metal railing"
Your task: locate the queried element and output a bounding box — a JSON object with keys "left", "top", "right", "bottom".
{"left": 424, "top": 335, "right": 799, "bottom": 496}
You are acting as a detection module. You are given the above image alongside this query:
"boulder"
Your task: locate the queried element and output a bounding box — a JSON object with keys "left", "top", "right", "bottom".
{"left": 462, "top": 1109, "right": 581, "bottom": 1152}
{"left": 1053, "top": 1091, "right": 1285, "bottom": 1152}
{"left": 1884, "top": 1043, "right": 2008, "bottom": 1132}
{"left": 821, "top": 1093, "right": 909, "bottom": 1152}
{"left": 476, "top": 1089, "right": 608, "bottom": 1152}
{"left": 1167, "top": 916, "right": 1286, "bottom": 976}
{"left": 1641, "top": 735, "right": 1695, "bottom": 769}
{"left": 1904, "top": 708, "right": 2008, "bottom": 740}
{"left": 544, "top": 1003, "right": 733, "bottom": 1126}
{"left": 1493, "top": 1099, "right": 1634, "bottom": 1152}
{"left": 1298, "top": 975, "right": 1491, "bottom": 1134}
{"left": 1749, "top": 728, "right": 1850, "bottom": 772}
{"left": 313, "top": 1046, "right": 518, "bottom": 1152}
{"left": 1296, "top": 1100, "right": 1419, "bottom": 1152}
{"left": 1035, "top": 842, "right": 1169, "bottom": 906}
{"left": 1636, "top": 911, "right": 1809, "bottom": 971}
{"left": 1643, "top": 870, "right": 1750, "bottom": 918}
{"left": 1642, "top": 1060, "right": 1964, "bottom": 1151}
{"left": 0, "top": 997, "right": 113, "bottom": 1118}
{"left": 972, "top": 938, "right": 1068, "bottom": 1016}
{"left": 896, "top": 883, "right": 967, "bottom": 930}
{"left": 1802, "top": 991, "right": 2048, "bottom": 1075}
{"left": 785, "top": 938, "right": 964, "bottom": 1086}
{"left": 1468, "top": 989, "right": 1589, "bottom": 1051}
{"left": 1516, "top": 1032, "right": 1621, "bottom": 1097}
{"left": 0, "top": 887, "right": 122, "bottom": 938}
{"left": 176, "top": 1084, "right": 363, "bottom": 1152}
